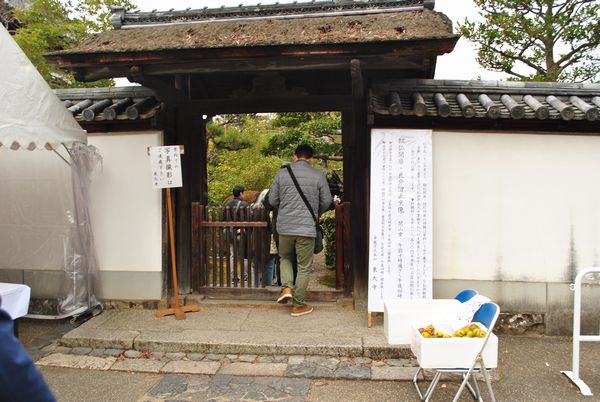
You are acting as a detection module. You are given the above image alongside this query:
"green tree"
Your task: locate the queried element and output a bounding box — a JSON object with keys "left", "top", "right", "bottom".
{"left": 459, "top": 0, "right": 600, "bottom": 82}
{"left": 13, "top": 0, "right": 133, "bottom": 88}
{"left": 262, "top": 112, "right": 343, "bottom": 168}
{"left": 207, "top": 114, "right": 284, "bottom": 206}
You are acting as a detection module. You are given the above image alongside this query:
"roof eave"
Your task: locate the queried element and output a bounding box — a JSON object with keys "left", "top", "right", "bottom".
{"left": 47, "top": 36, "right": 460, "bottom": 82}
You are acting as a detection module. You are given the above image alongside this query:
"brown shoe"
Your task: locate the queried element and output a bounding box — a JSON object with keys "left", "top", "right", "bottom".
{"left": 277, "top": 287, "right": 293, "bottom": 304}
{"left": 291, "top": 305, "right": 314, "bottom": 317}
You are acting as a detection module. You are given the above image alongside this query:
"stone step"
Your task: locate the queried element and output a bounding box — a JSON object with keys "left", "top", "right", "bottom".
{"left": 58, "top": 325, "right": 413, "bottom": 359}
{"left": 56, "top": 305, "right": 413, "bottom": 359}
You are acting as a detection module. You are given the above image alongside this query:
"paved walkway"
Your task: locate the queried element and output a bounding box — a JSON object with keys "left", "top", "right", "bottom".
{"left": 31, "top": 300, "right": 418, "bottom": 381}
{"left": 17, "top": 302, "right": 600, "bottom": 401}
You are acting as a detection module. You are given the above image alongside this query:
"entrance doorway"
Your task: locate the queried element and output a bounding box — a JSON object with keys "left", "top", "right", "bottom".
{"left": 191, "top": 112, "right": 347, "bottom": 300}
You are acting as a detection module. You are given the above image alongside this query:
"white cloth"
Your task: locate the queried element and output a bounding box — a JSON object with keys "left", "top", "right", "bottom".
{"left": 0, "top": 283, "right": 31, "bottom": 319}
{"left": 449, "top": 294, "right": 491, "bottom": 330}
{"left": 0, "top": 25, "right": 86, "bottom": 150}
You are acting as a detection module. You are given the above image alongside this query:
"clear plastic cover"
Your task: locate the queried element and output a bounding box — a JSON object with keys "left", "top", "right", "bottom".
{"left": 58, "top": 143, "right": 102, "bottom": 316}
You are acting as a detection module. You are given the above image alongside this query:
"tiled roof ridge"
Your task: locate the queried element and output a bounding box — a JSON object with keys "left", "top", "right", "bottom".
{"left": 54, "top": 86, "right": 155, "bottom": 101}
{"left": 111, "top": 0, "right": 432, "bottom": 29}
{"left": 372, "top": 79, "right": 600, "bottom": 95}
{"left": 371, "top": 79, "right": 600, "bottom": 121}
{"left": 54, "top": 86, "right": 160, "bottom": 122}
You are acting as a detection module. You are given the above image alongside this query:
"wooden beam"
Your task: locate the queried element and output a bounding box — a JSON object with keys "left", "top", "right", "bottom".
{"left": 189, "top": 95, "right": 352, "bottom": 114}
{"left": 72, "top": 56, "right": 424, "bottom": 82}
{"left": 373, "top": 114, "right": 600, "bottom": 134}
{"left": 76, "top": 119, "right": 159, "bottom": 133}
{"left": 128, "top": 66, "right": 185, "bottom": 105}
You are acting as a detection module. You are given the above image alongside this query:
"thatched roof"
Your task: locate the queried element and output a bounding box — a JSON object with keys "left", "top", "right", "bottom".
{"left": 52, "top": 8, "right": 453, "bottom": 55}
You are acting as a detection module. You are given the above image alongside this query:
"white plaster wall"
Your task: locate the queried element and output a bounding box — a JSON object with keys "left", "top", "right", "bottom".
{"left": 88, "top": 132, "right": 162, "bottom": 273}
{"left": 433, "top": 131, "right": 600, "bottom": 283}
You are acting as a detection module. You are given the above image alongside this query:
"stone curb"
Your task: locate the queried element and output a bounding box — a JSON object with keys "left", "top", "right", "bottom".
{"left": 34, "top": 349, "right": 430, "bottom": 381}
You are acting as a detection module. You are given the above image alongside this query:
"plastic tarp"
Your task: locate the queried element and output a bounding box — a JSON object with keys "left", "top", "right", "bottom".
{"left": 0, "top": 24, "right": 101, "bottom": 318}
{"left": 0, "top": 24, "right": 86, "bottom": 150}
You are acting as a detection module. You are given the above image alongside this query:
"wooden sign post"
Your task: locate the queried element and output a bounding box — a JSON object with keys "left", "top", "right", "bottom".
{"left": 149, "top": 145, "right": 199, "bottom": 320}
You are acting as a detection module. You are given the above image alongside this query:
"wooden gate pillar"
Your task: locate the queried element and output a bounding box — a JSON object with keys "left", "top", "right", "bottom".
{"left": 342, "top": 59, "right": 370, "bottom": 300}
{"left": 172, "top": 102, "right": 207, "bottom": 294}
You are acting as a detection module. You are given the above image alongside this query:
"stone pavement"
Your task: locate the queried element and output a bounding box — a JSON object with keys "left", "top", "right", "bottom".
{"left": 17, "top": 303, "right": 600, "bottom": 401}
{"left": 31, "top": 299, "right": 420, "bottom": 381}
{"left": 35, "top": 336, "right": 600, "bottom": 402}
{"left": 35, "top": 348, "right": 418, "bottom": 381}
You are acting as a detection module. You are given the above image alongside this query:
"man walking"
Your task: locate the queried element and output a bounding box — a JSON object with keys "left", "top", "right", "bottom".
{"left": 268, "top": 144, "right": 332, "bottom": 316}
{"left": 223, "top": 185, "right": 250, "bottom": 283}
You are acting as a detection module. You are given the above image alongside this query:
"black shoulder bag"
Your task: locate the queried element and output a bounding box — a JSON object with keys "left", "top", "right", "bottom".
{"left": 285, "top": 165, "right": 324, "bottom": 254}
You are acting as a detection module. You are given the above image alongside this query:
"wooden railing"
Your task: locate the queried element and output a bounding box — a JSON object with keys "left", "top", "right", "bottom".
{"left": 191, "top": 201, "right": 352, "bottom": 297}
{"left": 191, "top": 204, "right": 269, "bottom": 290}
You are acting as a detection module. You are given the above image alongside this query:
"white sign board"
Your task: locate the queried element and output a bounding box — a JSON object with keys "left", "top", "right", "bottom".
{"left": 368, "top": 129, "right": 433, "bottom": 312}
{"left": 149, "top": 146, "right": 183, "bottom": 189}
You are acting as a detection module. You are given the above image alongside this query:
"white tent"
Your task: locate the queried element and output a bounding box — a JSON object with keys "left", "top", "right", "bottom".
{"left": 0, "top": 24, "right": 86, "bottom": 150}
{"left": 0, "top": 24, "right": 100, "bottom": 319}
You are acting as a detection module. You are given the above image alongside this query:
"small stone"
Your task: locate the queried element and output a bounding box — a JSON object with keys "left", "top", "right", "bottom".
{"left": 54, "top": 346, "right": 71, "bottom": 354}
{"left": 288, "top": 355, "right": 305, "bottom": 365}
{"left": 256, "top": 356, "right": 275, "bottom": 363}
{"left": 372, "top": 360, "right": 387, "bottom": 367}
{"left": 89, "top": 349, "right": 106, "bottom": 357}
{"left": 286, "top": 363, "right": 334, "bottom": 379}
{"left": 273, "top": 355, "right": 288, "bottom": 363}
{"left": 71, "top": 347, "right": 92, "bottom": 355}
{"left": 334, "top": 362, "right": 371, "bottom": 379}
{"left": 152, "top": 352, "right": 166, "bottom": 360}
{"left": 386, "top": 358, "right": 411, "bottom": 367}
{"left": 161, "top": 361, "right": 220, "bottom": 375}
{"left": 226, "top": 354, "right": 239, "bottom": 361}
{"left": 112, "top": 358, "right": 165, "bottom": 373}
{"left": 41, "top": 344, "right": 57, "bottom": 353}
{"left": 166, "top": 352, "right": 186, "bottom": 361}
{"left": 104, "top": 349, "right": 124, "bottom": 357}
{"left": 36, "top": 353, "right": 115, "bottom": 370}
{"left": 204, "top": 353, "right": 226, "bottom": 361}
{"left": 352, "top": 357, "right": 372, "bottom": 364}
{"left": 124, "top": 350, "right": 142, "bottom": 358}
{"left": 187, "top": 353, "right": 204, "bottom": 361}
{"left": 238, "top": 354, "right": 257, "bottom": 363}
{"left": 305, "top": 355, "right": 339, "bottom": 370}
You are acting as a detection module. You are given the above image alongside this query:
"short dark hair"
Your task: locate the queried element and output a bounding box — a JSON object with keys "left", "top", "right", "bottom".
{"left": 233, "top": 185, "right": 245, "bottom": 197}
{"left": 294, "top": 144, "right": 314, "bottom": 159}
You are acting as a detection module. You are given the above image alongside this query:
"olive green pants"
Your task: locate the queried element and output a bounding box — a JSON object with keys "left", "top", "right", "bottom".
{"left": 278, "top": 234, "right": 314, "bottom": 307}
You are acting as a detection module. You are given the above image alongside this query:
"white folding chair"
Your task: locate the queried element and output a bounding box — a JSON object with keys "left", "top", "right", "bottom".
{"left": 413, "top": 302, "right": 500, "bottom": 402}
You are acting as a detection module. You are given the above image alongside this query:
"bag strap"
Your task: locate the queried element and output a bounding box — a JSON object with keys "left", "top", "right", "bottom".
{"left": 285, "top": 165, "right": 318, "bottom": 224}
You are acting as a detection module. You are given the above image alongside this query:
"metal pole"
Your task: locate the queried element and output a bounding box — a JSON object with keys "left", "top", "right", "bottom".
{"left": 561, "top": 267, "right": 599, "bottom": 396}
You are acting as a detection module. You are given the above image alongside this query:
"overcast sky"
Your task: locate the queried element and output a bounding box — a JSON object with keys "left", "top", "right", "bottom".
{"left": 123, "top": 0, "right": 509, "bottom": 81}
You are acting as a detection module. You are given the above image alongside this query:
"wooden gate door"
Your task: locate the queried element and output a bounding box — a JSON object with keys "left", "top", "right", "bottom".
{"left": 192, "top": 203, "right": 269, "bottom": 293}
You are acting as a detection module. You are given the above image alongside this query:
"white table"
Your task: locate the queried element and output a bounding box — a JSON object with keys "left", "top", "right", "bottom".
{"left": 0, "top": 282, "right": 31, "bottom": 319}
{"left": 384, "top": 299, "right": 463, "bottom": 344}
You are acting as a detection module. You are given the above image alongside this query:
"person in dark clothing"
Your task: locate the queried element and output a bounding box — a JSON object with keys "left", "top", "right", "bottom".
{"left": 222, "top": 185, "right": 250, "bottom": 221}
{"left": 0, "top": 297, "right": 56, "bottom": 402}
{"left": 223, "top": 185, "right": 250, "bottom": 283}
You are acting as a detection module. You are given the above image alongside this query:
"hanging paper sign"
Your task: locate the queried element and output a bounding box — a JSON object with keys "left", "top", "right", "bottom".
{"left": 149, "top": 145, "right": 183, "bottom": 189}
{"left": 368, "top": 129, "right": 433, "bottom": 312}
